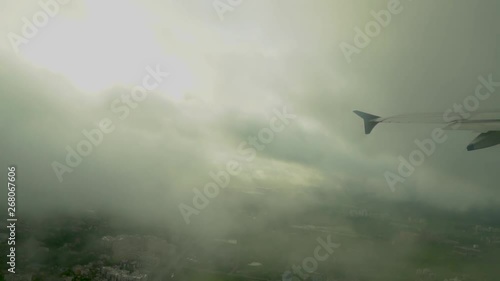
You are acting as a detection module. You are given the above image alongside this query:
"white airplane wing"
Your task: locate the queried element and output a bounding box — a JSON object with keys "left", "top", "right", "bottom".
{"left": 354, "top": 110, "right": 500, "bottom": 151}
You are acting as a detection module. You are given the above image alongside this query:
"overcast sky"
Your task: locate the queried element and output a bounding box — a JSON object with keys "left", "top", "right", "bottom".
{"left": 1, "top": 0, "right": 500, "bottom": 230}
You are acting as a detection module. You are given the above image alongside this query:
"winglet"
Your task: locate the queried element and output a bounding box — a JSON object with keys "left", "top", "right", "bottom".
{"left": 353, "top": 110, "right": 380, "bottom": 134}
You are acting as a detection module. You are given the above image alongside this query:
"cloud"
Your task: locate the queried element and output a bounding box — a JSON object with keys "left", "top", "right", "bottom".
{"left": 0, "top": 0, "right": 499, "bottom": 246}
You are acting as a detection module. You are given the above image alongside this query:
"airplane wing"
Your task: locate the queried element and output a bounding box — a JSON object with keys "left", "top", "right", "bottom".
{"left": 354, "top": 110, "right": 500, "bottom": 151}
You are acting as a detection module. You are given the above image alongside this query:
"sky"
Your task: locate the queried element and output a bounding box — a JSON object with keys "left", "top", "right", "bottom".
{"left": 1, "top": 0, "right": 500, "bottom": 232}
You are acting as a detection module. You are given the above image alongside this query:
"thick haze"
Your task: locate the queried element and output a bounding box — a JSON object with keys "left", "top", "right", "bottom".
{"left": 1, "top": 0, "right": 499, "bottom": 233}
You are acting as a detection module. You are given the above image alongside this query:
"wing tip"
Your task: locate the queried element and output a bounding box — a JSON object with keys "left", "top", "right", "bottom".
{"left": 353, "top": 110, "right": 380, "bottom": 134}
